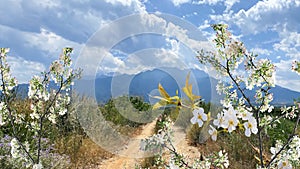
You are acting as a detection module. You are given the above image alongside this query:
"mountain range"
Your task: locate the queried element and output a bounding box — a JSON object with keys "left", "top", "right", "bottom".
{"left": 79, "top": 68, "right": 300, "bottom": 106}
{"left": 15, "top": 68, "right": 300, "bottom": 106}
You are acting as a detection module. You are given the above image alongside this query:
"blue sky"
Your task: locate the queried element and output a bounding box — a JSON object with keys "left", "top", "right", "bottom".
{"left": 0, "top": 0, "right": 299, "bottom": 92}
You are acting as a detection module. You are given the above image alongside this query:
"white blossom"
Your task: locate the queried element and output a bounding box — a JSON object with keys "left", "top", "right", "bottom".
{"left": 190, "top": 108, "right": 207, "bottom": 127}
{"left": 208, "top": 125, "right": 217, "bottom": 141}
{"left": 243, "top": 116, "right": 258, "bottom": 137}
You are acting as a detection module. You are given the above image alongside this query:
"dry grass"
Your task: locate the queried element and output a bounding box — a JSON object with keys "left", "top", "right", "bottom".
{"left": 70, "top": 138, "right": 114, "bottom": 169}
{"left": 54, "top": 124, "right": 144, "bottom": 169}
{"left": 195, "top": 132, "right": 259, "bottom": 169}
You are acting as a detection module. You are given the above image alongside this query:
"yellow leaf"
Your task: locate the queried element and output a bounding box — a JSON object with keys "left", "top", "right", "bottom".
{"left": 158, "top": 83, "right": 170, "bottom": 99}
{"left": 182, "top": 72, "right": 201, "bottom": 102}
{"left": 151, "top": 95, "right": 169, "bottom": 102}
{"left": 152, "top": 100, "right": 165, "bottom": 110}
{"left": 152, "top": 83, "right": 181, "bottom": 109}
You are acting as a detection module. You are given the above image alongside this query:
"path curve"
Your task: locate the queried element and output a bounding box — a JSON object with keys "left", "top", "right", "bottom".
{"left": 98, "top": 121, "right": 156, "bottom": 169}
{"left": 98, "top": 121, "right": 200, "bottom": 169}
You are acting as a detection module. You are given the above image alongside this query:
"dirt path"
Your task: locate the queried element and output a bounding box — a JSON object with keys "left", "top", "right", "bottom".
{"left": 98, "top": 121, "right": 200, "bottom": 169}
{"left": 98, "top": 121, "right": 157, "bottom": 169}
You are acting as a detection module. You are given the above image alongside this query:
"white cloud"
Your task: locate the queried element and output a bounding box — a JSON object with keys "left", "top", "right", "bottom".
{"left": 34, "top": 0, "right": 61, "bottom": 8}
{"left": 76, "top": 12, "right": 212, "bottom": 75}
{"left": 97, "top": 49, "right": 126, "bottom": 74}
{"left": 0, "top": 24, "right": 83, "bottom": 83}
{"left": 104, "top": 0, "right": 146, "bottom": 13}
{"left": 251, "top": 47, "right": 272, "bottom": 56}
{"left": 210, "top": 0, "right": 300, "bottom": 34}
{"left": 7, "top": 56, "right": 46, "bottom": 84}
{"left": 104, "top": 0, "right": 133, "bottom": 6}
{"left": 0, "top": 24, "right": 82, "bottom": 63}
{"left": 193, "top": 0, "right": 239, "bottom": 12}
{"left": 198, "top": 20, "right": 210, "bottom": 30}
{"left": 171, "top": 0, "right": 191, "bottom": 6}
{"left": 273, "top": 28, "right": 300, "bottom": 59}
{"left": 207, "top": 0, "right": 300, "bottom": 92}
{"left": 192, "top": 0, "right": 221, "bottom": 6}
{"left": 26, "top": 28, "right": 83, "bottom": 59}
{"left": 224, "top": 0, "right": 240, "bottom": 12}
{"left": 275, "top": 59, "right": 300, "bottom": 92}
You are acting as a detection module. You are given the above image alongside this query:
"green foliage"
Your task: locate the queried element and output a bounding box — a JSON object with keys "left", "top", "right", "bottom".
{"left": 267, "top": 118, "right": 295, "bottom": 144}
{"left": 129, "top": 96, "right": 151, "bottom": 111}
{"left": 140, "top": 155, "right": 166, "bottom": 169}
{"left": 99, "top": 95, "right": 152, "bottom": 127}
{"left": 187, "top": 124, "right": 202, "bottom": 145}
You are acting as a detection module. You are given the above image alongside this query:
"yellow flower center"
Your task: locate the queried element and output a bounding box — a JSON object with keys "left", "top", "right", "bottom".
{"left": 282, "top": 161, "right": 287, "bottom": 166}
{"left": 198, "top": 114, "right": 202, "bottom": 120}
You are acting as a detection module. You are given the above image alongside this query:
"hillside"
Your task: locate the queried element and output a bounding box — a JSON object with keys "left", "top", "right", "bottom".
{"left": 14, "top": 68, "right": 300, "bottom": 105}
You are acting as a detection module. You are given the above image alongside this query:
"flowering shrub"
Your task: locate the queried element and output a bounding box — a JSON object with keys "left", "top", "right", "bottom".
{"left": 141, "top": 24, "right": 300, "bottom": 169}
{"left": 0, "top": 48, "right": 81, "bottom": 168}
{"left": 0, "top": 135, "right": 70, "bottom": 168}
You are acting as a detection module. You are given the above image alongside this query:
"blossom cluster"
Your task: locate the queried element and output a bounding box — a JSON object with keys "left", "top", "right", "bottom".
{"left": 147, "top": 24, "right": 300, "bottom": 169}
{"left": 0, "top": 135, "right": 70, "bottom": 168}
{"left": 141, "top": 115, "right": 230, "bottom": 169}
{"left": 292, "top": 61, "right": 300, "bottom": 74}
{"left": 269, "top": 135, "right": 300, "bottom": 169}
{"left": 0, "top": 48, "right": 80, "bottom": 168}
{"left": 140, "top": 117, "right": 173, "bottom": 153}
{"left": 28, "top": 48, "right": 81, "bottom": 129}
{"left": 0, "top": 48, "right": 18, "bottom": 94}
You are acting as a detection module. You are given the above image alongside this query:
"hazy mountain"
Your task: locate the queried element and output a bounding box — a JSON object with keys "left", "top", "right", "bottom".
{"left": 13, "top": 68, "right": 300, "bottom": 106}
{"left": 92, "top": 68, "right": 300, "bottom": 105}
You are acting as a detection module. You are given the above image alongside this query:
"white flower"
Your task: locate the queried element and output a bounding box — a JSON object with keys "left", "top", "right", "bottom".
{"left": 237, "top": 110, "right": 252, "bottom": 121}
{"left": 222, "top": 106, "right": 239, "bottom": 132}
{"left": 168, "top": 159, "right": 180, "bottom": 169}
{"left": 33, "top": 163, "right": 43, "bottom": 169}
{"left": 190, "top": 108, "right": 207, "bottom": 127}
{"left": 220, "top": 99, "right": 231, "bottom": 108}
{"left": 0, "top": 114, "right": 4, "bottom": 126}
{"left": 213, "top": 113, "right": 225, "bottom": 128}
{"left": 243, "top": 116, "right": 258, "bottom": 137}
{"left": 48, "top": 113, "right": 56, "bottom": 124}
{"left": 208, "top": 125, "right": 217, "bottom": 141}
{"left": 277, "top": 159, "right": 292, "bottom": 169}
{"left": 10, "top": 138, "right": 20, "bottom": 158}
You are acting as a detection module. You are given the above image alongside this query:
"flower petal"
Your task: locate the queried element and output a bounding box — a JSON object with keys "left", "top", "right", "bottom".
{"left": 190, "top": 117, "right": 197, "bottom": 124}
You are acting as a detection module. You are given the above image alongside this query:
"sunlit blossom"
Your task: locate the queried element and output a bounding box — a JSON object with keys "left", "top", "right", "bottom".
{"left": 278, "top": 159, "right": 292, "bottom": 169}
{"left": 191, "top": 108, "right": 207, "bottom": 127}
{"left": 213, "top": 113, "right": 224, "bottom": 128}
{"left": 243, "top": 116, "right": 258, "bottom": 137}
{"left": 208, "top": 125, "right": 217, "bottom": 141}
{"left": 222, "top": 106, "right": 239, "bottom": 132}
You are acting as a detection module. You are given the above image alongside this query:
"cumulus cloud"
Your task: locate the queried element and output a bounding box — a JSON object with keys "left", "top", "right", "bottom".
{"left": 7, "top": 56, "right": 46, "bottom": 84}
{"left": 192, "top": 0, "right": 239, "bottom": 12}
{"left": 206, "top": 0, "right": 300, "bottom": 91}
{"left": 192, "top": 0, "right": 222, "bottom": 6}
{"left": 0, "top": 24, "right": 82, "bottom": 63}
{"left": 251, "top": 47, "right": 272, "bottom": 56}
{"left": 75, "top": 13, "right": 211, "bottom": 78}
{"left": 104, "top": 0, "right": 147, "bottom": 13}
{"left": 273, "top": 28, "right": 300, "bottom": 59}
{"left": 0, "top": 24, "right": 83, "bottom": 83}
{"left": 171, "top": 0, "right": 191, "bottom": 6}
{"left": 26, "top": 28, "right": 83, "bottom": 59}
{"left": 210, "top": 0, "right": 300, "bottom": 34}
{"left": 0, "top": 0, "right": 148, "bottom": 44}
{"left": 275, "top": 59, "right": 300, "bottom": 92}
